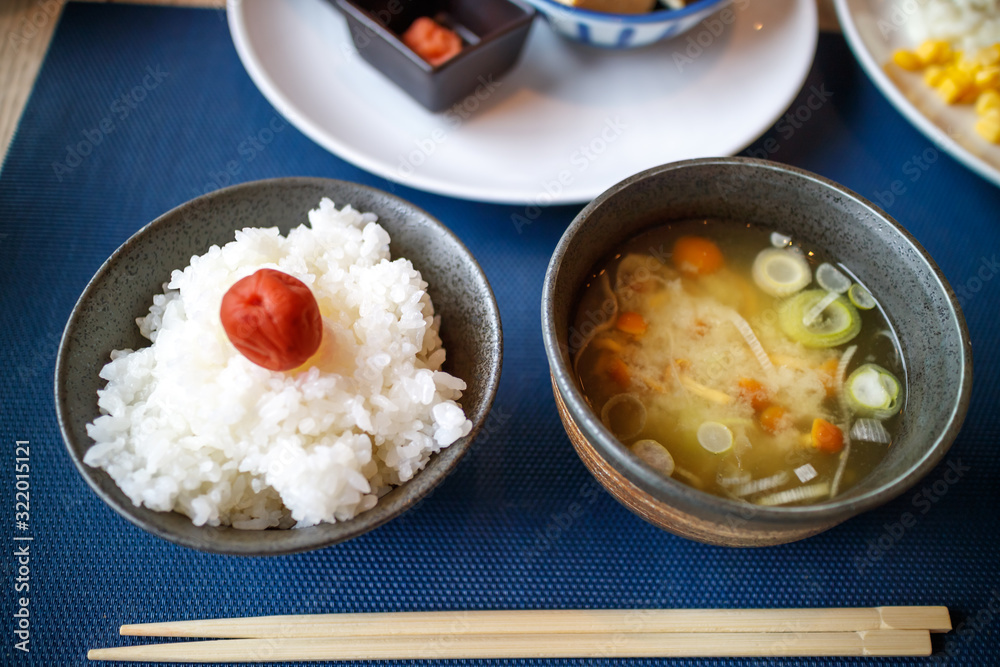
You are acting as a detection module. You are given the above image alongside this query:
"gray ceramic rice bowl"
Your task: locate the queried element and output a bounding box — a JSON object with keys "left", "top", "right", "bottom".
{"left": 56, "top": 178, "right": 502, "bottom": 555}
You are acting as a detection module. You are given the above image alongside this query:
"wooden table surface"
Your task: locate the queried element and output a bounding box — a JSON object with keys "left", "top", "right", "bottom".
{"left": 0, "top": 0, "right": 839, "bottom": 171}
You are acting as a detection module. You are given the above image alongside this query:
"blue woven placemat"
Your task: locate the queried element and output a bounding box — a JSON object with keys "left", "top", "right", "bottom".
{"left": 1, "top": 4, "right": 998, "bottom": 665}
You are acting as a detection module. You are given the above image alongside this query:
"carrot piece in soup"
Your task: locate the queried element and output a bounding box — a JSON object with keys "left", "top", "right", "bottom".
{"left": 737, "top": 377, "right": 771, "bottom": 412}
{"left": 616, "top": 311, "right": 648, "bottom": 335}
{"left": 811, "top": 418, "right": 844, "bottom": 453}
{"left": 607, "top": 357, "right": 631, "bottom": 389}
{"left": 672, "top": 236, "right": 724, "bottom": 275}
{"left": 402, "top": 17, "right": 462, "bottom": 67}
{"left": 759, "top": 405, "right": 790, "bottom": 434}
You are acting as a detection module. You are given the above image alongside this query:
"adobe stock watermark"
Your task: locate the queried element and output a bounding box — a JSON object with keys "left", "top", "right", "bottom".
{"left": 671, "top": 0, "right": 751, "bottom": 72}
{"left": 511, "top": 116, "right": 629, "bottom": 234}
{"left": 953, "top": 254, "right": 999, "bottom": 308}
{"left": 871, "top": 146, "right": 940, "bottom": 209}
{"left": 4, "top": 0, "right": 61, "bottom": 53}
{"left": 395, "top": 75, "right": 504, "bottom": 178}
{"left": 744, "top": 84, "right": 834, "bottom": 160}
{"left": 853, "top": 458, "right": 969, "bottom": 575}
{"left": 336, "top": 0, "right": 413, "bottom": 62}
{"left": 931, "top": 589, "right": 1000, "bottom": 664}
{"left": 188, "top": 116, "right": 287, "bottom": 198}
{"left": 873, "top": 0, "right": 932, "bottom": 39}
{"left": 521, "top": 480, "right": 602, "bottom": 563}
{"left": 51, "top": 65, "right": 170, "bottom": 182}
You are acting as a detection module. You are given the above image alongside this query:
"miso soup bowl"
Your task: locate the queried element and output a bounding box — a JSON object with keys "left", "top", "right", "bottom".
{"left": 541, "top": 157, "right": 972, "bottom": 547}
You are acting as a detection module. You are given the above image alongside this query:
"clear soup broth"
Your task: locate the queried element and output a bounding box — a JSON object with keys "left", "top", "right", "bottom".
{"left": 571, "top": 219, "right": 905, "bottom": 506}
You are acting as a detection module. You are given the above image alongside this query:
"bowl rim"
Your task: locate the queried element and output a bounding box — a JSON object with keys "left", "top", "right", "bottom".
{"left": 525, "top": 0, "right": 730, "bottom": 24}
{"left": 54, "top": 176, "right": 503, "bottom": 555}
{"left": 542, "top": 156, "right": 973, "bottom": 527}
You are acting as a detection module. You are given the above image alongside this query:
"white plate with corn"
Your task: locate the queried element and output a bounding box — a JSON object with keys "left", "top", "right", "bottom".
{"left": 836, "top": 0, "right": 1000, "bottom": 189}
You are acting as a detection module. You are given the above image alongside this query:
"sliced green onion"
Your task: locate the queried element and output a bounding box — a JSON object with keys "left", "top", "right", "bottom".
{"left": 733, "top": 471, "right": 789, "bottom": 497}
{"left": 848, "top": 283, "right": 877, "bottom": 310}
{"left": 794, "top": 463, "right": 818, "bottom": 483}
{"left": 802, "top": 290, "right": 840, "bottom": 327}
{"left": 755, "top": 482, "right": 831, "bottom": 506}
{"left": 770, "top": 231, "right": 792, "bottom": 248}
{"left": 601, "top": 393, "right": 646, "bottom": 441}
{"left": 729, "top": 311, "right": 775, "bottom": 374}
{"left": 845, "top": 364, "right": 903, "bottom": 419}
{"left": 752, "top": 248, "right": 812, "bottom": 297}
{"left": 849, "top": 418, "right": 891, "bottom": 444}
{"left": 697, "top": 421, "right": 734, "bottom": 454}
{"left": 718, "top": 470, "right": 752, "bottom": 487}
{"left": 779, "top": 289, "right": 862, "bottom": 348}
{"left": 815, "top": 263, "right": 851, "bottom": 293}
{"left": 631, "top": 439, "right": 675, "bottom": 476}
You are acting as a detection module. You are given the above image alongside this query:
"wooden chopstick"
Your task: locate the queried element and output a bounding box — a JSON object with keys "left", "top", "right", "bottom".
{"left": 89, "top": 630, "right": 932, "bottom": 661}
{"left": 118, "top": 606, "right": 952, "bottom": 638}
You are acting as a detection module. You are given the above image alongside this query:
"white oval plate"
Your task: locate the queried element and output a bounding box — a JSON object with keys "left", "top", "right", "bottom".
{"left": 228, "top": 0, "right": 817, "bottom": 204}
{"left": 836, "top": 0, "right": 1000, "bottom": 189}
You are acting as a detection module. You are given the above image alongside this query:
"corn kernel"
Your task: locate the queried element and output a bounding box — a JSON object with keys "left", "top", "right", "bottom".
{"left": 974, "top": 109, "right": 1000, "bottom": 143}
{"left": 892, "top": 49, "right": 924, "bottom": 71}
{"left": 955, "top": 55, "right": 980, "bottom": 74}
{"left": 937, "top": 76, "right": 971, "bottom": 104}
{"left": 976, "top": 89, "right": 1000, "bottom": 115}
{"left": 924, "top": 65, "right": 946, "bottom": 86}
{"left": 917, "top": 39, "right": 953, "bottom": 66}
{"left": 958, "top": 86, "right": 981, "bottom": 105}
{"left": 975, "top": 65, "right": 1000, "bottom": 88}
{"left": 975, "top": 44, "right": 1000, "bottom": 67}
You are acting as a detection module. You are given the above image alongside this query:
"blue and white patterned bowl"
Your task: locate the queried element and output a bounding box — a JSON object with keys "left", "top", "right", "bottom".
{"left": 523, "top": 0, "right": 732, "bottom": 49}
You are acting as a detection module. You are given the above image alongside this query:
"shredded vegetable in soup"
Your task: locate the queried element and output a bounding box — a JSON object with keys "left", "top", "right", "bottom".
{"left": 570, "top": 220, "right": 905, "bottom": 505}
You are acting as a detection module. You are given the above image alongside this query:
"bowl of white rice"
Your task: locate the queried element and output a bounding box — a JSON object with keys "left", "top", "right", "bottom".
{"left": 55, "top": 178, "right": 502, "bottom": 555}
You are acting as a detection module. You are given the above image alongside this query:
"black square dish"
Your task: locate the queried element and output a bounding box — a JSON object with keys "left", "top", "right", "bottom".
{"left": 334, "top": 0, "right": 535, "bottom": 112}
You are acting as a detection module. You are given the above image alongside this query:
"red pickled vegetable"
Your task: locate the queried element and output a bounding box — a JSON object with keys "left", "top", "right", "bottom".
{"left": 402, "top": 17, "right": 462, "bottom": 67}
{"left": 220, "top": 269, "right": 323, "bottom": 371}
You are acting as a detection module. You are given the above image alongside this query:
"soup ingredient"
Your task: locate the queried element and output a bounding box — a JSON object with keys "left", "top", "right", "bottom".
{"left": 779, "top": 289, "right": 861, "bottom": 348}
{"left": 770, "top": 231, "right": 792, "bottom": 248}
{"left": 616, "top": 311, "right": 648, "bottom": 335}
{"left": 815, "top": 263, "right": 851, "bottom": 294}
{"left": 85, "top": 199, "right": 472, "bottom": 529}
{"left": 673, "top": 236, "right": 724, "bottom": 275}
{"left": 697, "top": 422, "right": 734, "bottom": 454}
{"left": 402, "top": 17, "right": 462, "bottom": 67}
{"left": 632, "top": 439, "right": 675, "bottom": 476}
{"left": 810, "top": 418, "right": 844, "bottom": 454}
{"left": 759, "top": 405, "right": 790, "bottom": 435}
{"left": 601, "top": 393, "right": 647, "bottom": 440}
{"left": 848, "top": 283, "right": 877, "bottom": 310}
{"left": 850, "top": 418, "right": 891, "bottom": 444}
{"left": 220, "top": 269, "right": 323, "bottom": 372}
{"left": 751, "top": 248, "right": 811, "bottom": 297}
{"left": 845, "top": 364, "right": 902, "bottom": 419}
{"left": 756, "top": 482, "right": 830, "bottom": 506}
{"left": 794, "top": 463, "right": 817, "bottom": 483}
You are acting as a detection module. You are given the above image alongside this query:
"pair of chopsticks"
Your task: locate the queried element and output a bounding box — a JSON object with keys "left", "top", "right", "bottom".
{"left": 89, "top": 606, "right": 950, "bottom": 661}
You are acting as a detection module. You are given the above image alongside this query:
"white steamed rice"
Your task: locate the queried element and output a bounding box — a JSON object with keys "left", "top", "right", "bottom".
{"left": 84, "top": 198, "right": 472, "bottom": 529}
{"left": 905, "top": 0, "right": 1000, "bottom": 52}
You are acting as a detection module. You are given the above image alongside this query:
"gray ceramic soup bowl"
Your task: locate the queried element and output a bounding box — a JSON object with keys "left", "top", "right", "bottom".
{"left": 542, "top": 157, "right": 972, "bottom": 547}
{"left": 56, "top": 178, "right": 502, "bottom": 555}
